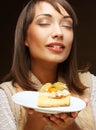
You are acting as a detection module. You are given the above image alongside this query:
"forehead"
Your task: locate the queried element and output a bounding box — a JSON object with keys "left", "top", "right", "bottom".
{"left": 34, "top": 1, "right": 69, "bottom": 17}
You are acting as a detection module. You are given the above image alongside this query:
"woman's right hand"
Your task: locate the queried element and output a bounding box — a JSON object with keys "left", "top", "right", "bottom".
{"left": 24, "top": 108, "right": 46, "bottom": 130}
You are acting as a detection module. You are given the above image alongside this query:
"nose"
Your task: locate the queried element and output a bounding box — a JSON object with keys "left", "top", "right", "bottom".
{"left": 51, "top": 24, "right": 63, "bottom": 39}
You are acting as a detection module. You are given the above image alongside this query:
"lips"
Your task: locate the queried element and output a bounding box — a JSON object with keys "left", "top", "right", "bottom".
{"left": 46, "top": 42, "right": 65, "bottom": 52}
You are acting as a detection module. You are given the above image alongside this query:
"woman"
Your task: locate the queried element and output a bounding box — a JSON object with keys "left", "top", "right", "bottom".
{"left": 0, "top": 0, "right": 95, "bottom": 130}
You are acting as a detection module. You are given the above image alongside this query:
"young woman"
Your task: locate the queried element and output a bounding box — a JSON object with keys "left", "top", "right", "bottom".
{"left": 0, "top": 0, "right": 95, "bottom": 130}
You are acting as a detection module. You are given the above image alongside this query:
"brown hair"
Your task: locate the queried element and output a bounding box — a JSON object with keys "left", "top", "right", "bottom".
{"left": 3, "top": 0, "right": 86, "bottom": 94}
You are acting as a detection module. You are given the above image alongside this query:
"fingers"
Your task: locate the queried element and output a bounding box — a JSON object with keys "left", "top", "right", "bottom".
{"left": 25, "top": 108, "right": 34, "bottom": 114}
{"left": 70, "top": 112, "right": 78, "bottom": 118}
{"left": 84, "top": 98, "right": 89, "bottom": 106}
{"left": 49, "top": 113, "right": 74, "bottom": 128}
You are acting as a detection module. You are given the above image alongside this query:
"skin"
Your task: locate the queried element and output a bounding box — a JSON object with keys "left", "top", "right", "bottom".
{"left": 24, "top": 1, "right": 88, "bottom": 130}
{"left": 25, "top": 1, "right": 73, "bottom": 84}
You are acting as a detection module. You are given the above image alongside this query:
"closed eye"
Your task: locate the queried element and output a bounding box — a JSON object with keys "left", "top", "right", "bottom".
{"left": 61, "top": 17, "right": 73, "bottom": 30}
{"left": 61, "top": 22, "right": 73, "bottom": 29}
{"left": 62, "top": 24, "right": 73, "bottom": 29}
{"left": 38, "top": 23, "right": 51, "bottom": 26}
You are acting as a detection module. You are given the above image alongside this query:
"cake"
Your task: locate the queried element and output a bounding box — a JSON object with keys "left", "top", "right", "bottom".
{"left": 37, "top": 82, "right": 70, "bottom": 107}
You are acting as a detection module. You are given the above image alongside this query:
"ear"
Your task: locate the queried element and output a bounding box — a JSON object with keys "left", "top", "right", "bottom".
{"left": 25, "top": 40, "right": 29, "bottom": 47}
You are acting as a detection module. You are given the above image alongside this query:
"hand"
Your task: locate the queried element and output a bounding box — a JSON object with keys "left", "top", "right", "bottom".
{"left": 83, "top": 98, "right": 89, "bottom": 106}
{"left": 43, "top": 112, "right": 78, "bottom": 129}
{"left": 25, "top": 108, "right": 77, "bottom": 129}
{"left": 24, "top": 108, "right": 48, "bottom": 130}
{"left": 42, "top": 98, "right": 89, "bottom": 129}
{"left": 25, "top": 98, "right": 89, "bottom": 130}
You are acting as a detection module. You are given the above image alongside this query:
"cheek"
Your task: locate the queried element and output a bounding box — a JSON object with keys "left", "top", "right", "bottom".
{"left": 27, "top": 27, "right": 40, "bottom": 45}
{"left": 65, "top": 31, "right": 73, "bottom": 47}
{"left": 26, "top": 27, "right": 46, "bottom": 58}
{"left": 64, "top": 32, "right": 74, "bottom": 55}
{"left": 26, "top": 26, "right": 48, "bottom": 48}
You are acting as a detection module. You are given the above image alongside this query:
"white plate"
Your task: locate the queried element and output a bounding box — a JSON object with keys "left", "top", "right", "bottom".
{"left": 12, "top": 91, "right": 86, "bottom": 114}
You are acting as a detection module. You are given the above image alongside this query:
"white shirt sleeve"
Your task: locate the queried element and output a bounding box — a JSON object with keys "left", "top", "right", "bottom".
{"left": 90, "top": 74, "right": 96, "bottom": 125}
{"left": 0, "top": 89, "right": 17, "bottom": 130}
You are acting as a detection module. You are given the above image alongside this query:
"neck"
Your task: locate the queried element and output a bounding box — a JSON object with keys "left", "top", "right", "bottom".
{"left": 31, "top": 61, "right": 58, "bottom": 84}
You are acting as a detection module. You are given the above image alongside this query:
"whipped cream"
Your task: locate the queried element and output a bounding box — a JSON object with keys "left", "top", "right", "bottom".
{"left": 40, "top": 89, "right": 70, "bottom": 98}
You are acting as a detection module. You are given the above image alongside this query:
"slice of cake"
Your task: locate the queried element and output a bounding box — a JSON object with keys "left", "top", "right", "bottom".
{"left": 38, "top": 82, "right": 70, "bottom": 107}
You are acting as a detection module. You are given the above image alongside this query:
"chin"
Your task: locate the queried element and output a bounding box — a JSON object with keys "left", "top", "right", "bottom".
{"left": 48, "top": 59, "right": 66, "bottom": 64}
{"left": 54, "top": 58, "right": 67, "bottom": 63}
{"left": 42, "top": 56, "right": 67, "bottom": 64}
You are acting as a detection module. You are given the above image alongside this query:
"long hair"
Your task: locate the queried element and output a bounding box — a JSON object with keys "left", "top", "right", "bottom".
{"left": 2, "top": 0, "right": 86, "bottom": 94}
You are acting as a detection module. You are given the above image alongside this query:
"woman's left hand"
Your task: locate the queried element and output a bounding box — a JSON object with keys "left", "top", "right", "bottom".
{"left": 42, "top": 98, "right": 89, "bottom": 129}
{"left": 43, "top": 112, "right": 78, "bottom": 129}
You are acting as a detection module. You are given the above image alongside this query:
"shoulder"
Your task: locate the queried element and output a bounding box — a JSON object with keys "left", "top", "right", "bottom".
{"left": 78, "top": 71, "right": 96, "bottom": 99}
{"left": 79, "top": 71, "right": 96, "bottom": 86}
{"left": 0, "top": 81, "right": 16, "bottom": 94}
{"left": 78, "top": 71, "right": 92, "bottom": 79}
{"left": 78, "top": 71, "right": 93, "bottom": 87}
{"left": 90, "top": 73, "right": 96, "bottom": 100}
{"left": 90, "top": 74, "right": 96, "bottom": 127}
{"left": 0, "top": 81, "right": 23, "bottom": 93}
{"left": 0, "top": 81, "right": 13, "bottom": 88}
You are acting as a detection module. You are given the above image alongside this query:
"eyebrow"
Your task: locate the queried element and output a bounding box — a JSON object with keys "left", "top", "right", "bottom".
{"left": 35, "top": 14, "right": 72, "bottom": 20}
{"left": 35, "top": 14, "right": 52, "bottom": 18}
{"left": 63, "top": 15, "right": 72, "bottom": 19}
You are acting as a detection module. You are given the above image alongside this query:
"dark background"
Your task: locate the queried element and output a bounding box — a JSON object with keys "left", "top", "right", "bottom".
{"left": 0, "top": 0, "right": 96, "bottom": 80}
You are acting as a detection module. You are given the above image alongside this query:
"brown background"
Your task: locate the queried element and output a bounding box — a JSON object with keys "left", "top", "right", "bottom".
{"left": 0, "top": 0, "right": 96, "bottom": 80}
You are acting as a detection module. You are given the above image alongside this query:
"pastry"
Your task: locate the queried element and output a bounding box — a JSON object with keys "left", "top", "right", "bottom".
{"left": 38, "top": 82, "right": 70, "bottom": 107}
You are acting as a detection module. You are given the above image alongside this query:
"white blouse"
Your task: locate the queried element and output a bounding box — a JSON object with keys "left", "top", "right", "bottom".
{"left": 90, "top": 74, "right": 96, "bottom": 126}
{"left": 0, "top": 74, "right": 96, "bottom": 130}
{"left": 0, "top": 89, "right": 17, "bottom": 130}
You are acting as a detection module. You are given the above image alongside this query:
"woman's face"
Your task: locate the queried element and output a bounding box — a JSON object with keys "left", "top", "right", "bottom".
{"left": 25, "top": 1, "right": 73, "bottom": 64}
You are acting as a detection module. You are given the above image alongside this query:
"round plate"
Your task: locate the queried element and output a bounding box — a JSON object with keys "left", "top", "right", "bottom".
{"left": 12, "top": 91, "right": 86, "bottom": 114}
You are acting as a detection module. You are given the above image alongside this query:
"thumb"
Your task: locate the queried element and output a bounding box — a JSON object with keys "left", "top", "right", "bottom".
{"left": 84, "top": 98, "right": 89, "bottom": 106}
{"left": 24, "top": 107, "right": 34, "bottom": 114}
